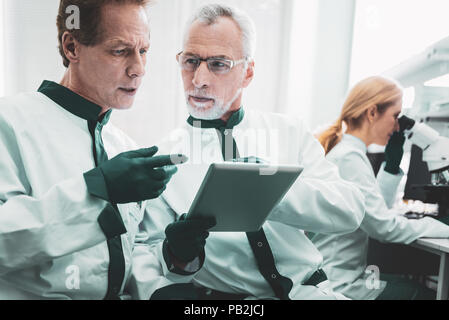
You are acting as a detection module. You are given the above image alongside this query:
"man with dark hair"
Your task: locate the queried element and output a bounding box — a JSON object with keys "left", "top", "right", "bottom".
{"left": 0, "top": 0, "right": 214, "bottom": 299}
{"left": 56, "top": 0, "right": 151, "bottom": 68}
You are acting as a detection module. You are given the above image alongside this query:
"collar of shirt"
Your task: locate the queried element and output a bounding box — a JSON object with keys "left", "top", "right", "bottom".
{"left": 187, "top": 107, "right": 245, "bottom": 130}
{"left": 343, "top": 134, "right": 368, "bottom": 153}
{"left": 38, "top": 80, "right": 112, "bottom": 126}
{"left": 38, "top": 81, "right": 127, "bottom": 299}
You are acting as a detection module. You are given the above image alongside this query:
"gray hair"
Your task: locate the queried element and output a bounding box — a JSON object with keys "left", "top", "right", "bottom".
{"left": 183, "top": 3, "right": 257, "bottom": 58}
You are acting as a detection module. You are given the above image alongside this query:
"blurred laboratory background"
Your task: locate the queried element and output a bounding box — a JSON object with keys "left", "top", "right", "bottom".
{"left": 0, "top": 0, "right": 448, "bottom": 146}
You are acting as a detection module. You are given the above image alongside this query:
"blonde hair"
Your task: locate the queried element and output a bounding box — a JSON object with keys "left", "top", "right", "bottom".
{"left": 318, "top": 76, "right": 403, "bottom": 154}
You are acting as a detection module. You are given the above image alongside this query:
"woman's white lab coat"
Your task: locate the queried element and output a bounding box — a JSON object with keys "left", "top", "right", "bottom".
{"left": 312, "top": 134, "right": 449, "bottom": 300}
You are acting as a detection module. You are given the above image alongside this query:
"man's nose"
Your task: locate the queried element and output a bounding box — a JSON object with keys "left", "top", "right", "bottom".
{"left": 192, "top": 61, "right": 212, "bottom": 89}
{"left": 127, "top": 51, "right": 146, "bottom": 78}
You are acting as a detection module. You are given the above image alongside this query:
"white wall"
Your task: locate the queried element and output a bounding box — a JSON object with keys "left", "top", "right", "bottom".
{"left": 283, "top": 0, "right": 356, "bottom": 131}
{"left": 282, "top": 0, "right": 319, "bottom": 123}
{"left": 0, "top": 0, "right": 4, "bottom": 97}
{"left": 350, "top": 0, "right": 449, "bottom": 86}
{"left": 3, "top": 0, "right": 65, "bottom": 95}
{"left": 308, "top": 0, "right": 356, "bottom": 131}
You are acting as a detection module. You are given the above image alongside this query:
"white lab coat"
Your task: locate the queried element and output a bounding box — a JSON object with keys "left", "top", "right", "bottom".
{"left": 312, "top": 134, "right": 449, "bottom": 300}
{"left": 136, "top": 108, "right": 366, "bottom": 300}
{"left": 0, "top": 92, "right": 189, "bottom": 299}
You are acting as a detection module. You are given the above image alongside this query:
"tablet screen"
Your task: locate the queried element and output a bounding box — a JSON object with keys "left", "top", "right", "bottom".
{"left": 187, "top": 163, "right": 303, "bottom": 232}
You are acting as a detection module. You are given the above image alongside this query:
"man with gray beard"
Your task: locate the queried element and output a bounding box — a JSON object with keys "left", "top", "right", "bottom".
{"left": 131, "top": 3, "right": 366, "bottom": 300}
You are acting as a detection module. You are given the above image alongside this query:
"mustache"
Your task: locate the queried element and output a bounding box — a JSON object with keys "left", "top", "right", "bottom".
{"left": 185, "top": 89, "right": 216, "bottom": 100}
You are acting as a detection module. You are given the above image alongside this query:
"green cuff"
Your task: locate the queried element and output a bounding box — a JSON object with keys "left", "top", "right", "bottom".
{"left": 84, "top": 167, "right": 110, "bottom": 202}
{"left": 162, "top": 240, "right": 204, "bottom": 276}
{"left": 98, "top": 204, "right": 127, "bottom": 240}
{"left": 384, "top": 164, "right": 400, "bottom": 175}
{"left": 84, "top": 168, "right": 126, "bottom": 239}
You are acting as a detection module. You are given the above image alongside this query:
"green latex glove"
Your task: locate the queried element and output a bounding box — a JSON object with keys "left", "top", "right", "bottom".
{"left": 384, "top": 131, "right": 406, "bottom": 175}
{"left": 85, "top": 146, "right": 188, "bottom": 204}
{"left": 165, "top": 214, "right": 216, "bottom": 263}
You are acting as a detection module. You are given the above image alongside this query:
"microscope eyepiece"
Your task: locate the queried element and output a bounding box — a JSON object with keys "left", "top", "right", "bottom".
{"left": 398, "top": 115, "right": 416, "bottom": 132}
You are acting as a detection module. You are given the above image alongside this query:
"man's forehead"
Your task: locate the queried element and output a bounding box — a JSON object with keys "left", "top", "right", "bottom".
{"left": 182, "top": 46, "right": 234, "bottom": 60}
{"left": 104, "top": 36, "right": 150, "bottom": 47}
{"left": 184, "top": 17, "right": 243, "bottom": 59}
{"left": 100, "top": 4, "right": 150, "bottom": 43}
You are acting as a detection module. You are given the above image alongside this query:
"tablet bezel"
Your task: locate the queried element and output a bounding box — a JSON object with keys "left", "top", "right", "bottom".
{"left": 187, "top": 162, "right": 303, "bottom": 232}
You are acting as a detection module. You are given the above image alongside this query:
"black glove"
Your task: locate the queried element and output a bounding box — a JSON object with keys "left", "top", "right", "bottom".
{"left": 384, "top": 132, "right": 406, "bottom": 175}
{"left": 165, "top": 214, "right": 216, "bottom": 263}
{"left": 84, "top": 146, "right": 188, "bottom": 204}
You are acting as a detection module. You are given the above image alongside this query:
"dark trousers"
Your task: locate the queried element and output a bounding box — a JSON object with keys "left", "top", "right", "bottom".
{"left": 376, "top": 274, "right": 436, "bottom": 300}
{"left": 367, "top": 239, "right": 440, "bottom": 275}
{"left": 151, "top": 283, "right": 249, "bottom": 300}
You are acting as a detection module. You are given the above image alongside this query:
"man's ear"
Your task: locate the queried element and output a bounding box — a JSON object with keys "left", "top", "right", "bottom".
{"left": 242, "top": 60, "right": 255, "bottom": 89}
{"left": 366, "top": 105, "right": 378, "bottom": 123}
{"left": 61, "top": 31, "right": 81, "bottom": 65}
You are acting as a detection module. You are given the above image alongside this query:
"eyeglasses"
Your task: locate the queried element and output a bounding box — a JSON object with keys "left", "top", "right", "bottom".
{"left": 177, "top": 51, "right": 248, "bottom": 75}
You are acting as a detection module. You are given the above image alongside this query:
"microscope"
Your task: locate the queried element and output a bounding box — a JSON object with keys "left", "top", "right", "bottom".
{"left": 400, "top": 116, "right": 449, "bottom": 219}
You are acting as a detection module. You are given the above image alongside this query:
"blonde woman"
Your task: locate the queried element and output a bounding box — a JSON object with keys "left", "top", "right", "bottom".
{"left": 312, "top": 76, "right": 449, "bottom": 300}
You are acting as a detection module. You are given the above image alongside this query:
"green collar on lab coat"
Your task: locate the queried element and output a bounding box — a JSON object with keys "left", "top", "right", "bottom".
{"left": 187, "top": 107, "right": 245, "bottom": 130}
{"left": 38, "top": 80, "right": 112, "bottom": 125}
{"left": 39, "top": 80, "right": 125, "bottom": 300}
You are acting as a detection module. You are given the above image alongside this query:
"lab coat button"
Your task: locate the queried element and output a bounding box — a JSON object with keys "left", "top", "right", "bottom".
{"left": 224, "top": 130, "right": 229, "bottom": 136}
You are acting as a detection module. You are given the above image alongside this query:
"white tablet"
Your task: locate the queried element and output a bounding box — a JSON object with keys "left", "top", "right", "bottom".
{"left": 187, "top": 163, "right": 303, "bottom": 232}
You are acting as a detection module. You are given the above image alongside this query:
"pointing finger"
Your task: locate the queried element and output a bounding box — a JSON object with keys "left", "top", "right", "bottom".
{"left": 126, "top": 146, "right": 159, "bottom": 159}
{"left": 145, "top": 154, "right": 189, "bottom": 168}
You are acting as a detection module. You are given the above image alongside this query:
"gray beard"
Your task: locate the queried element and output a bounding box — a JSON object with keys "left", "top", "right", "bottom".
{"left": 186, "top": 88, "right": 242, "bottom": 120}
